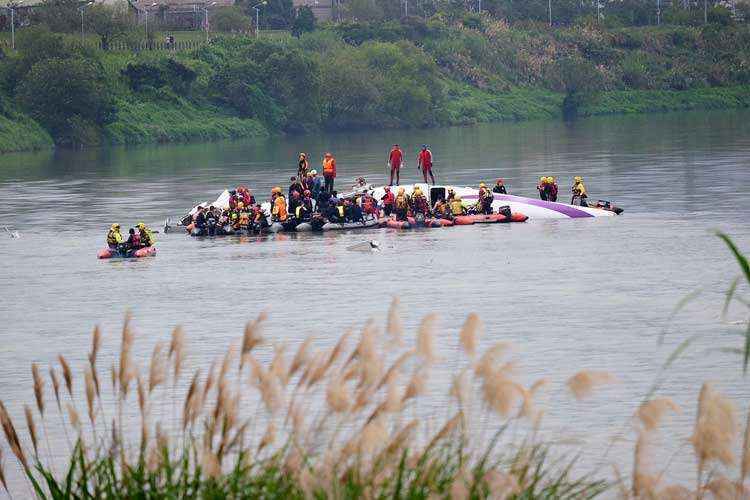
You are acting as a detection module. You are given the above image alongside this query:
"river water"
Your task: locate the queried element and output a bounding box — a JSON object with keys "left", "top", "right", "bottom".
{"left": 1, "top": 110, "right": 749, "bottom": 492}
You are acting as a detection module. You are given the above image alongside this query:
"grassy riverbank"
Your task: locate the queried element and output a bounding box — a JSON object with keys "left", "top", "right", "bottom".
{"left": 1, "top": 19, "right": 750, "bottom": 154}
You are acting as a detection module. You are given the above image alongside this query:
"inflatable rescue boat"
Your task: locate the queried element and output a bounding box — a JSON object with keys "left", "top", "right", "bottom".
{"left": 98, "top": 246, "right": 156, "bottom": 259}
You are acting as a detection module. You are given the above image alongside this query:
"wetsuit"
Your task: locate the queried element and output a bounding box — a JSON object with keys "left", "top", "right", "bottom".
{"left": 492, "top": 184, "right": 507, "bottom": 194}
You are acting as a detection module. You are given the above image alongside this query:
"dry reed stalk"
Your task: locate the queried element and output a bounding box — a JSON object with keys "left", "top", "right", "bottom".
{"left": 656, "top": 485, "right": 693, "bottom": 500}
{"left": 31, "top": 364, "right": 44, "bottom": 417}
{"left": 521, "top": 378, "right": 550, "bottom": 420}
{"left": 483, "top": 470, "right": 520, "bottom": 500}
{"left": 450, "top": 466, "right": 471, "bottom": 500}
{"left": 386, "top": 297, "right": 404, "bottom": 346}
{"left": 381, "top": 420, "right": 419, "bottom": 457}
{"left": 0, "top": 447, "right": 8, "bottom": 493}
{"left": 218, "top": 347, "right": 236, "bottom": 388}
{"left": 270, "top": 344, "right": 289, "bottom": 385}
{"left": 67, "top": 404, "right": 81, "bottom": 432}
{"left": 384, "top": 372, "right": 401, "bottom": 413}
{"left": 23, "top": 405, "right": 38, "bottom": 458}
{"left": 148, "top": 343, "right": 166, "bottom": 393}
{"left": 58, "top": 355, "right": 73, "bottom": 397}
{"left": 705, "top": 476, "right": 737, "bottom": 500}
{"left": 260, "top": 373, "right": 283, "bottom": 415}
{"left": 257, "top": 422, "right": 276, "bottom": 453}
{"left": 416, "top": 314, "right": 438, "bottom": 364}
{"left": 450, "top": 369, "right": 471, "bottom": 409}
{"left": 168, "top": 326, "right": 185, "bottom": 383}
{"left": 475, "top": 342, "right": 512, "bottom": 380}
{"left": 326, "top": 376, "right": 351, "bottom": 413}
{"left": 182, "top": 370, "right": 201, "bottom": 430}
{"left": 358, "top": 415, "right": 387, "bottom": 456}
{"left": 459, "top": 313, "right": 482, "bottom": 358}
{"left": 376, "top": 350, "right": 413, "bottom": 391}
{"left": 137, "top": 376, "right": 147, "bottom": 419}
{"left": 637, "top": 398, "right": 680, "bottom": 432}
{"left": 289, "top": 336, "right": 313, "bottom": 378}
{"left": 402, "top": 369, "right": 427, "bottom": 403}
{"left": 202, "top": 362, "right": 216, "bottom": 406}
{"left": 84, "top": 366, "right": 96, "bottom": 424}
{"left": 482, "top": 371, "right": 525, "bottom": 418}
{"left": 632, "top": 431, "right": 658, "bottom": 498}
{"left": 118, "top": 320, "right": 135, "bottom": 397}
{"left": 0, "top": 401, "right": 28, "bottom": 471}
{"left": 305, "top": 351, "right": 331, "bottom": 389}
{"left": 741, "top": 408, "right": 750, "bottom": 486}
{"left": 566, "top": 370, "right": 616, "bottom": 400}
{"left": 90, "top": 326, "right": 102, "bottom": 368}
{"left": 49, "top": 367, "right": 61, "bottom": 411}
{"left": 691, "top": 383, "right": 738, "bottom": 470}
{"left": 110, "top": 363, "right": 116, "bottom": 393}
{"left": 426, "top": 411, "right": 463, "bottom": 451}
{"left": 201, "top": 448, "right": 221, "bottom": 479}
{"left": 328, "top": 330, "right": 352, "bottom": 370}
{"left": 239, "top": 313, "right": 267, "bottom": 370}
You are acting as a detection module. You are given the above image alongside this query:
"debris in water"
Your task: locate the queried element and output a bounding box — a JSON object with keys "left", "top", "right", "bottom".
{"left": 4, "top": 227, "right": 20, "bottom": 239}
{"left": 347, "top": 240, "right": 380, "bottom": 252}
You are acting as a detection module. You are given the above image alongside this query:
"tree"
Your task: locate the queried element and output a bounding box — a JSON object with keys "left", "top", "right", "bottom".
{"left": 291, "top": 6, "right": 316, "bottom": 37}
{"left": 212, "top": 6, "right": 252, "bottom": 32}
{"left": 556, "top": 56, "right": 604, "bottom": 119}
{"left": 85, "top": 2, "right": 135, "bottom": 50}
{"left": 16, "top": 57, "right": 115, "bottom": 145}
{"left": 31, "top": 0, "right": 79, "bottom": 32}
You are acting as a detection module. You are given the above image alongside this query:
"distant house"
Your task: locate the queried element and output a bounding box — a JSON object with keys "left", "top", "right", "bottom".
{"left": 292, "top": 0, "right": 331, "bottom": 21}
{"left": 132, "top": 0, "right": 232, "bottom": 29}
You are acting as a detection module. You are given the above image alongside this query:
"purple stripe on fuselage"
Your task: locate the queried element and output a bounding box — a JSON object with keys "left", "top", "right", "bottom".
{"left": 462, "top": 194, "right": 594, "bottom": 218}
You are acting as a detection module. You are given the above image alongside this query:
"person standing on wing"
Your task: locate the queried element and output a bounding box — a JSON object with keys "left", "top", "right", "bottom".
{"left": 417, "top": 145, "right": 435, "bottom": 185}
{"left": 388, "top": 144, "right": 404, "bottom": 186}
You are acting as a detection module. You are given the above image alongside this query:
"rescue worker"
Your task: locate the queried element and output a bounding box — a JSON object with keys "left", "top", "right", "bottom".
{"left": 238, "top": 210, "right": 250, "bottom": 231}
{"left": 446, "top": 188, "right": 456, "bottom": 202}
{"left": 297, "top": 153, "right": 309, "bottom": 179}
{"left": 271, "top": 187, "right": 288, "bottom": 222}
{"left": 344, "top": 198, "right": 364, "bottom": 223}
{"left": 433, "top": 198, "right": 448, "bottom": 218}
{"left": 381, "top": 186, "right": 396, "bottom": 216}
{"left": 322, "top": 152, "right": 336, "bottom": 194}
{"left": 546, "top": 176, "right": 558, "bottom": 202}
{"left": 417, "top": 145, "right": 435, "bottom": 184}
{"left": 361, "top": 192, "right": 379, "bottom": 219}
{"left": 126, "top": 228, "right": 141, "bottom": 252}
{"left": 449, "top": 196, "right": 465, "bottom": 216}
{"left": 194, "top": 207, "right": 207, "bottom": 232}
{"left": 107, "top": 223, "right": 123, "bottom": 250}
{"left": 493, "top": 178, "right": 507, "bottom": 194}
{"left": 289, "top": 190, "right": 302, "bottom": 221}
{"left": 537, "top": 177, "right": 548, "bottom": 201}
{"left": 571, "top": 176, "right": 588, "bottom": 206}
{"left": 250, "top": 204, "right": 269, "bottom": 233}
{"left": 411, "top": 186, "right": 429, "bottom": 216}
{"left": 237, "top": 186, "right": 254, "bottom": 206}
{"left": 205, "top": 205, "right": 219, "bottom": 236}
{"left": 297, "top": 191, "right": 314, "bottom": 221}
{"left": 477, "top": 183, "right": 494, "bottom": 215}
{"left": 388, "top": 144, "right": 404, "bottom": 186}
{"left": 310, "top": 170, "right": 324, "bottom": 199}
{"left": 394, "top": 187, "right": 410, "bottom": 221}
{"left": 137, "top": 222, "right": 154, "bottom": 247}
{"left": 228, "top": 190, "right": 239, "bottom": 210}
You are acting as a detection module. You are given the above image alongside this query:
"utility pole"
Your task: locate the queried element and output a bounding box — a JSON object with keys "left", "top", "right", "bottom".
{"left": 252, "top": 1, "right": 267, "bottom": 38}
{"left": 704, "top": 0, "right": 708, "bottom": 23}
{"left": 548, "top": 0, "right": 552, "bottom": 27}
{"left": 79, "top": 1, "right": 92, "bottom": 45}
{"left": 5, "top": 1, "right": 23, "bottom": 51}
{"left": 204, "top": 1, "right": 216, "bottom": 42}
{"left": 657, "top": 0, "right": 660, "bottom": 25}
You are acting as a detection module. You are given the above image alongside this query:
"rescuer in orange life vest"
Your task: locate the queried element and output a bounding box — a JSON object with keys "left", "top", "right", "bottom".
{"left": 322, "top": 152, "right": 336, "bottom": 194}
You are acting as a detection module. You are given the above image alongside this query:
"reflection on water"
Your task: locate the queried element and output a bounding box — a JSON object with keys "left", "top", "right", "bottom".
{"left": 0, "top": 110, "right": 749, "bottom": 489}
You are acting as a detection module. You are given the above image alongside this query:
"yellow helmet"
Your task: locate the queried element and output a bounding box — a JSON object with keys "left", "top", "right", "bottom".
{"left": 413, "top": 186, "right": 421, "bottom": 193}
{"left": 398, "top": 187, "right": 405, "bottom": 194}
{"left": 237, "top": 202, "right": 244, "bottom": 209}
{"left": 479, "top": 182, "right": 486, "bottom": 188}
{"left": 272, "top": 187, "right": 282, "bottom": 194}
{"left": 539, "top": 176, "right": 546, "bottom": 183}
{"left": 574, "top": 176, "right": 583, "bottom": 183}
{"left": 111, "top": 223, "right": 120, "bottom": 230}
{"left": 137, "top": 222, "right": 145, "bottom": 229}
{"left": 546, "top": 177, "right": 554, "bottom": 183}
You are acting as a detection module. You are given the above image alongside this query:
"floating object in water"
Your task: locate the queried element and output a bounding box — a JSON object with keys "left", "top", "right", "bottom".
{"left": 322, "top": 217, "right": 380, "bottom": 231}
{"left": 347, "top": 240, "right": 380, "bottom": 252}
{"left": 164, "top": 218, "right": 172, "bottom": 234}
{"left": 4, "top": 227, "right": 20, "bottom": 239}
{"left": 98, "top": 246, "right": 157, "bottom": 259}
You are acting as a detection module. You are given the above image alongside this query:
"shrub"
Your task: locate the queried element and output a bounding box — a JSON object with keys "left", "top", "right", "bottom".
{"left": 291, "top": 5, "right": 316, "bottom": 37}
{"left": 16, "top": 57, "right": 115, "bottom": 145}
{"left": 211, "top": 6, "right": 252, "bottom": 33}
